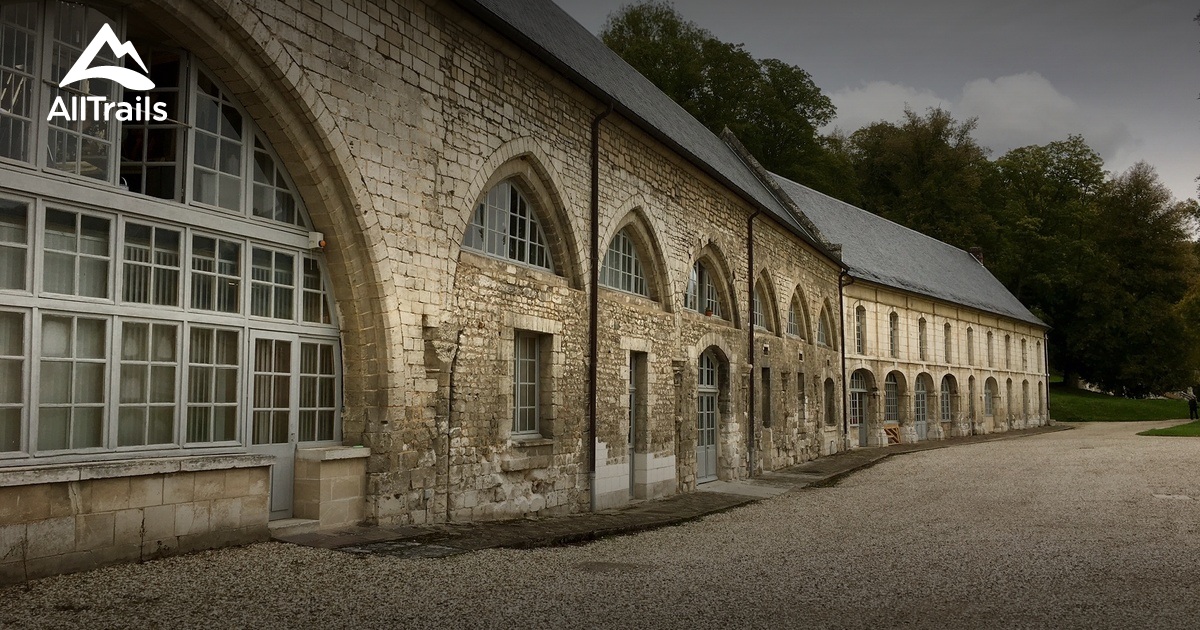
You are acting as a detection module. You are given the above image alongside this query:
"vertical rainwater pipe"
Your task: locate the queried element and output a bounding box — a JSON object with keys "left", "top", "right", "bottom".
{"left": 588, "top": 104, "right": 612, "bottom": 511}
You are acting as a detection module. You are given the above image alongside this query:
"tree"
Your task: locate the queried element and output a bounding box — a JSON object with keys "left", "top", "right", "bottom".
{"left": 600, "top": 1, "right": 851, "bottom": 197}
{"left": 1068, "top": 163, "right": 1199, "bottom": 395}
{"left": 845, "top": 107, "right": 998, "bottom": 252}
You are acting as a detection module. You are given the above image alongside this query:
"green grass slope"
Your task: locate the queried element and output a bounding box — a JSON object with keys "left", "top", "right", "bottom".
{"left": 1050, "top": 383, "right": 1189, "bottom": 422}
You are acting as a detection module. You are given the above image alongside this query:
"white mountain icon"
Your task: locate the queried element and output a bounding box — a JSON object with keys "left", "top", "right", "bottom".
{"left": 59, "top": 23, "right": 154, "bottom": 91}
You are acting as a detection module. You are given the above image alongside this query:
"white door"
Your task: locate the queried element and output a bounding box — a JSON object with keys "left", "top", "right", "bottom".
{"left": 628, "top": 354, "right": 637, "bottom": 496}
{"left": 696, "top": 352, "right": 718, "bottom": 483}
{"left": 248, "top": 333, "right": 341, "bottom": 520}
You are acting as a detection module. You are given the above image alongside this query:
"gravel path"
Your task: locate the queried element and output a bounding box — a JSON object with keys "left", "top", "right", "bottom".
{"left": 4, "top": 421, "right": 1200, "bottom": 629}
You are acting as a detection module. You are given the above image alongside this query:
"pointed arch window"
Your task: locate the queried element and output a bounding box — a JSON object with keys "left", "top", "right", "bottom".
{"left": 787, "top": 292, "right": 807, "bottom": 340}
{"left": 817, "top": 305, "right": 835, "bottom": 349}
{"left": 986, "top": 331, "right": 994, "bottom": 367}
{"left": 600, "top": 228, "right": 647, "bottom": 296}
{"left": 1005, "top": 334, "right": 1012, "bottom": 370}
{"left": 464, "top": 179, "right": 553, "bottom": 270}
{"left": 918, "top": 318, "right": 928, "bottom": 361}
{"left": 752, "top": 282, "right": 772, "bottom": 332}
{"left": 888, "top": 312, "right": 899, "bottom": 358}
{"left": 685, "top": 260, "right": 724, "bottom": 318}
{"left": 944, "top": 322, "right": 952, "bottom": 363}
{"left": 967, "top": 327, "right": 975, "bottom": 365}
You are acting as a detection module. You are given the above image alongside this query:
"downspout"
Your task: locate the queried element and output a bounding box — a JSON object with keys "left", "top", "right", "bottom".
{"left": 1043, "top": 331, "right": 1051, "bottom": 421}
{"left": 839, "top": 270, "right": 854, "bottom": 449}
{"left": 747, "top": 210, "right": 759, "bottom": 477}
{"left": 588, "top": 103, "right": 613, "bottom": 511}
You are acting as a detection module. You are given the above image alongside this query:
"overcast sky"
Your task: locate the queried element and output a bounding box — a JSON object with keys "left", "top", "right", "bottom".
{"left": 554, "top": 0, "right": 1199, "bottom": 202}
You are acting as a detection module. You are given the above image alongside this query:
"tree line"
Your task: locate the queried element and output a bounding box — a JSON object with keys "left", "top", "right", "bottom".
{"left": 602, "top": 1, "right": 1200, "bottom": 397}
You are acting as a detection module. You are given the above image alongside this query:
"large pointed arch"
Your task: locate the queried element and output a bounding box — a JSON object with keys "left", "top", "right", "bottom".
{"left": 816, "top": 298, "right": 838, "bottom": 350}
{"left": 599, "top": 206, "right": 672, "bottom": 309}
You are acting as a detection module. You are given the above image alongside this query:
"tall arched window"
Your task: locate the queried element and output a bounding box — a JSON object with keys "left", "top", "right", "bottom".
{"left": 944, "top": 322, "right": 952, "bottom": 363}
{"left": 940, "top": 375, "right": 955, "bottom": 422}
{"left": 1021, "top": 339, "right": 1028, "bottom": 371}
{"left": 888, "top": 312, "right": 899, "bottom": 358}
{"left": 1022, "top": 380, "right": 1030, "bottom": 417}
{"left": 884, "top": 373, "right": 900, "bottom": 423}
{"left": 854, "top": 305, "right": 866, "bottom": 354}
{"left": 600, "top": 228, "right": 646, "bottom": 296}
{"left": 984, "top": 378, "right": 997, "bottom": 416}
{"left": 968, "top": 376, "right": 977, "bottom": 419}
{"left": 1004, "top": 334, "right": 1012, "bottom": 370}
{"left": 918, "top": 318, "right": 927, "bottom": 361}
{"left": 824, "top": 378, "right": 837, "bottom": 426}
{"left": 914, "top": 378, "right": 928, "bottom": 425}
{"left": 967, "top": 328, "right": 975, "bottom": 365}
{"left": 986, "top": 331, "right": 993, "bottom": 367}
{"left": 1036, "top": 340, "right": 1043, "bottom": 373}
{"left": 465, "top": 179, "right": 552, "bottom": 270}
{"left": 696, "top": 350, "right": 721, "bottom": 482}
{"left": 685, "top": 260, "right": 724, "bottom": 318}
{"left": 849, "top": 371, "right": 868, "bottom": 431}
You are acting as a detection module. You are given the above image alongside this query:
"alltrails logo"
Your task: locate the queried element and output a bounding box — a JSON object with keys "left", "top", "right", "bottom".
{"left": 47, "top": 23, "right": 167, "bottom": 123}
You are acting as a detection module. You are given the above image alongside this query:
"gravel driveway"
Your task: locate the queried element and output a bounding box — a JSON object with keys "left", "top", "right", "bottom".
{"left": 4, "top": 421, "right": 1200, "bottom": 629}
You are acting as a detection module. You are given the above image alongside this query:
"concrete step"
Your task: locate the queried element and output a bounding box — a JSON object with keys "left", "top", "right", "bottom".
{"left": 268, "top": 518, "right": 320, "bottom": 539}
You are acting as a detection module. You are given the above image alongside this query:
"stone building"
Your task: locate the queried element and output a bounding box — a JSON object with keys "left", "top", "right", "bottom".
{"left": 0, "top": 0, "right": 1046, "bottom": 583}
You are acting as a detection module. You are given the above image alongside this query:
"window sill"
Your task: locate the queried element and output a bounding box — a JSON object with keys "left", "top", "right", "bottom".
{"left": 508, "top": 436, "right": 554, "bottom": 448}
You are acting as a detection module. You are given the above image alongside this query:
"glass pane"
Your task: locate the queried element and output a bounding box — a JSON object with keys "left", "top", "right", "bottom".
{"left": 43, "top": 251, "right": 75, "bottom": 294}
{"left": 41, "top": 316, "right": 71, "bottom": 358}
{"left": 152, "top": 324, "right": 176, "bottom": 361}
{"left": 74, "top": 362, "right": 104, "bottom": 403}
{"left": 147, "top": 407, "right": 173, "bottom": 444}
{"left": 119, "top": 363, "right": 147, "bottom": 404}
{"left": 78, "top": 216, "right": 109, "bottom": 255}
{"left": 37, "top": 407, "right": 69, "bottom": 450}
{"left": 150, "top": 366, "right": 175, "bottom": 403}
{"left": 72, "top": 407, "right": 102, "bottom": 448}
{"left": 0, "top": 408, "right": 20, "bottom": 452}
{"left": 0, "top": 359, "right": 22, "bottom": 404}
{"left": 214, "top": 367, "right": 237, "bottom": 403}
{"left": 0, "top": 201, "right": 27, "bottom": 246}
{"left": 0, "top": 245, "right": 25, "bottom": 290}
{"left": 117, "top": 407, "right": 144, "bottom": 446}
{"left": 214, "top": 406, "right": 236, "bottom": 441}
{"left": 77, "top": 257, "right": 108, "bottom": 297}
{"left": 121, "top": 322, "right": 148, "bottom": 361}
{"left": 76, "top": 318, "right": 105, "bottom": 358}
{"left": 0, "top": 310, "right": 22, "bottom": 355}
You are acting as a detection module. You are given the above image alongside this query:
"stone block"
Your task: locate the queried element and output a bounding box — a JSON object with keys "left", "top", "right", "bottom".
{"left": 87, "top": 477, "right": 131, "bottom": 512}
{"left": 174, "top": 502, "right": 211, "bottom": 537}
{"left": 0, "top": 523, "right": 26, "bottom": 563}
{"left": 75, "top": 512, "right": 115, "bottom": 551}
{"left": 25, "top": 516, "right": 75, "bottom": 559}
{"left": 128, "top": 476, "right": 164, "bottom": 508}
{"left": 113, "top": 508, "right": 144, "bottom": 544}
{"left": 193, "top": 470, "right": 227, "bottom": 501}
{"left": 241, "top": 494, "right": 270, "bottom": 527}
{"left": 163, "top": 473, "right": 195, "bottom": 504}
{"left": 210, "top": 498, "right": 242, "bottom": 531}
{"left": 0, "top": 561, "right": 25, "bottom": 585}
{"left": 143, "top": 504, "right": 175, "bottom": 540}
{"left": 26, "top": 550, "right": 93, "bottom": 580}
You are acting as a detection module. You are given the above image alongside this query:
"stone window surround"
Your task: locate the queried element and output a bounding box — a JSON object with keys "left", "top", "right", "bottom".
{"left": 499, "top": 313, "right": 562, "bottom": 447}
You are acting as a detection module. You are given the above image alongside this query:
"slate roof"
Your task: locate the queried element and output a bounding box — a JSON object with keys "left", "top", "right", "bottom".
{"left": 772, "top": 174, "right": 1045, "bottom": 327}
{"left": 453, "top": 0, "right": 837, "bottom": 261}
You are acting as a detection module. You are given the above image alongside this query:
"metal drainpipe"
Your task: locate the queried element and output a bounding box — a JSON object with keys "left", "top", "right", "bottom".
{"left": 747, "top": 210, "right": 759, "bottom": 477}
{"left": 588, "top": 103, "right": 612, "bottom": 512}
{"left": 839, "top": 270, "right": 853, "bottom": 448}
{"left": 1043, "top": 331, "right": 1051, "bottom": 420}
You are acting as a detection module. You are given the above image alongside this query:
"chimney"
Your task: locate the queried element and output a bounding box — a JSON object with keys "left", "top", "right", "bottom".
{"left": 968, "top": 247, "right": 984, "bottom": 264}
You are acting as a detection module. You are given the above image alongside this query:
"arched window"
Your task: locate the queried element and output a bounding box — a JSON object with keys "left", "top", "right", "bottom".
{"left": 752, "top": 282, "right": 773, "bottom": 332}
{"left": 817, "top": 305, "right": 835, "bottom": 349}
{"left": 854, "top": 305, "right": 866, "bottom": 354}
{"left": 968, "top": 376, "right": 977, "bottom": 419}
{"left": 1021, "top": 339, "right": 1028, "bottom": 371}
{"left": 848, "top": 371, "right": 868, "bottom": 430}
{"left": 823, "top": 378, "right": 837, "bottom": 426}
{"left": 967, "top": 328, "right": 975, "bottom": 365}
{"left": 944, "top": 322, "right": 952, "bottom": 363}
{"left": 1006, "top": 379, "right": 1014, "bottom": 418}
{"left": 1004, "top": 334, "right": 1012, "bottom": 370}
{"left": 1022, "top": 380, "right": 1030, "bottom": 417}
{"left": 786, "top": 291, "right": 808, "bottom": 340}
{"left": 888, "top": 312, "right": 899, "bottom": 358}
{"left": 696, "top": 350, "right": 721, "bottom": 483}
{"left": 918, "top": 318, "right": 927, "bottom": 361}
{"left": 0, "top": 4, "right": 341, "bottom": 465}
{"left": 465, "top": 179, "right": 552, "bottom": 270}
{"left": 1036, "top": 340, "right": 1043, "bottom": 373}
{"left": 600, "top": 228, "right": 646, "bottom": 296}
{"left": 884, "top": 373, "right": 900, "bottom": 423}
{"left": 984, "top": 378, "right": 996, "bottom": 416}
{"left": 685, "top": 260, "right": 724, "bottom": 318}
{"left": 940, "top": 376, "right": 955, "bottom": 422}
{"left": 986, "top": 331, "right": 994, "bottom": 367}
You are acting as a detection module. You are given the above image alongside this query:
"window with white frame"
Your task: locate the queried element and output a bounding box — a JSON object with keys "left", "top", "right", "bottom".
{"left": 600, "top": 228, "right": 648, "bottom": 296}
{"left": 884, "top": 373, "right": 899, "bottom": 423}
{"left": 464, "top": 179, "right": 552, "bottom": 270}
{"left": 888, "top": 312, "right": 899, "bottom": 358}
{"left": 854, "top": 306, "right": 866, "bottom": 354}
{"left": 752, "top": 282, "right": 772, "bottom": 332}
{"left": 0, "top": 3, "right": 342, "bottom": 463}
{"left": 513, "top": 332, "right": 541, "bottom": 436}
{"left": 685, "top": 260, "right": 724, "bottom": 318}
{"left": 984, "top": 379, "right": 996, "bottom": 416}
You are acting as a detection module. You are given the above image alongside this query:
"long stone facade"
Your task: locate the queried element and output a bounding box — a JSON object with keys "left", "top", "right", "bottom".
{"left": 0, "top": 0, "right": 1049, "bottom": 583}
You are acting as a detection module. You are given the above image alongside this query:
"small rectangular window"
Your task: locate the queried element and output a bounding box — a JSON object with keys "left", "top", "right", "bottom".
{"left": 299, "top": 342, "right": 337, "bottom": 441}
{"left": 513, "top": 333, "right": 540, "bottom": 436}
{"left": 38, "top": 314, "right": 108, "bottom": 451}
{"left": 123, "top": 223, "right": 181, "bottom": 306}
{"left": 43, "top": 209, "right": 111, "bottom": 298}
{"left": 0, "top": 3, "right": 38, "bottom": 163}
{"left": 0, "top": 309, "right": 26, "bottom": 452}
{"left": 190, "top": 234, "right": 241, "bottom": 313}
{"left": 0, "top": 199, "right": 30, "bottom": 290}
{"left": 117, "top": 321, "right": 178, "bottom": 446}
{"left": 185, "top": 326, "right": 240, "bottom": 444}
{"left": 251, "top": 248, "right": 295, "bottom": 320}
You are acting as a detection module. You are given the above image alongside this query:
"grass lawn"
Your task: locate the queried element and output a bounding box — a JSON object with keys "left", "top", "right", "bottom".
{"left": 1050, "top": 383, "right": 1189, "bottom": 422}
{"left": 1138, "top": 421, "right": 1200, "bottom": 437}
